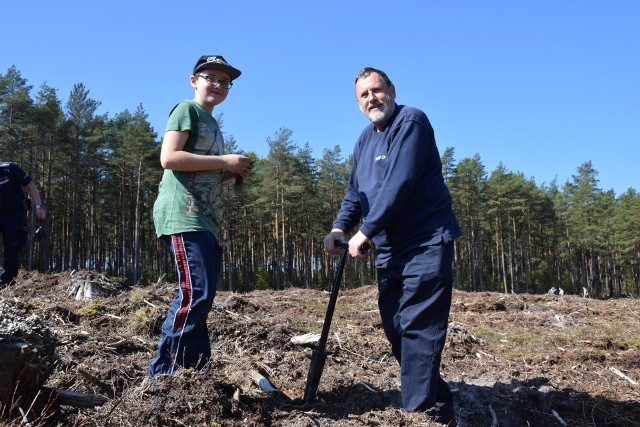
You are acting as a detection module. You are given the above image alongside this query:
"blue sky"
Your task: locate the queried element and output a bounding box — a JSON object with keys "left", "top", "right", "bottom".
{"left": 2, "top": 0, "right": 638, "bottom": 196}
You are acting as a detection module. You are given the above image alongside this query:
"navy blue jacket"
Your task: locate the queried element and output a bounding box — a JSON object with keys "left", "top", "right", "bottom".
{"left": 333, "top": 105, "right": 461, "bottom": 267}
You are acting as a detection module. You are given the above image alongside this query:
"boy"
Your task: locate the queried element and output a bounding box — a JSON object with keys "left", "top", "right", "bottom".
{"left": 148, "top": 55, "right": 252, "bottom": 377}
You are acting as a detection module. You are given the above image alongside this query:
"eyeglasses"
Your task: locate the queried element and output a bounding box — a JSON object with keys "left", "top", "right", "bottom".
{"left": 196, "top": 74, "right": 233, "bottom": 89}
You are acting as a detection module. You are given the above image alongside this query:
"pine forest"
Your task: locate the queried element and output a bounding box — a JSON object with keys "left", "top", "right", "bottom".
{"left": 2, "top": 66, "right": 639, "bottom": 299}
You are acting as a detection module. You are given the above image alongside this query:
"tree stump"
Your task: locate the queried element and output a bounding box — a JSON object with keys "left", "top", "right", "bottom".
{"left": 63, "top": 270, "right": 121, "bottom": 300}
{"left": 0, "top": 299, "right": 57, "bottom": 421}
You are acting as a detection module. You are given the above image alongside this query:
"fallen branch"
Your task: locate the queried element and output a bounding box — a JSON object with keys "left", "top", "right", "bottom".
{"left": 355, "top": 381, "right": 378, "bottom": 392}
{"left": 48, "top": 387, "right": 107, "bottom": 408}
{"left": 104, "top": 313, "right": 123, "bottom": 320}
{"left": 255, "top": 361, "right": 274, "bottom": 377}
{"left": 334, "top": 332, "right": 343, "bottom": 349}
{"left": 143, "top": 299, "right": 158, "bottom": 309}
{"left": 609, "top": 366, "right": 638, "bottom": 385}
{"left": 225, "top": 310, "right": 252, "bottom": 321}
{"left": 477, "top": 350, "right": 497, "bottom": 361}
{"left": 78, "top": 368, "right": 109, "bottom": 388}
{"left": 104, "top": 338, "right": 127, "bottom": 350}
{"left": 21, "top": 388, "right": 43, "bottom": 424}
{"left": 290, "top": 333, "right": 320, "bottom": 345}
{"left": 134, "top": 336, "right": 149, "bottom": 345}
{"left": 333, "top": 332, "right": 370, "bottom": 361}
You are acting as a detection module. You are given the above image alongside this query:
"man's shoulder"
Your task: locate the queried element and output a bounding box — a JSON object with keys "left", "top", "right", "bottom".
{"left": 393, "top": 105, "right": 432, "bottom": 129}
{"left": 396, "top": 105, "right": 428, "bottom": 120}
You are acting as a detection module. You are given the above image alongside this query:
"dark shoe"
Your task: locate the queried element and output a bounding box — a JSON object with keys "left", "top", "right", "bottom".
{"left": 425, "top": 409, "right": 457, "bottom": 426}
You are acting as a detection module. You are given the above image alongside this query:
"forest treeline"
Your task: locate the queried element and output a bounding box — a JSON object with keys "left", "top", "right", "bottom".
{"left": 2, "top": 65, "right": 639, "bottom": 298}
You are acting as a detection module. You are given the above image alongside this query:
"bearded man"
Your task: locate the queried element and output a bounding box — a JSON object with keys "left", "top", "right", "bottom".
{"left": 323, "top": 67, "right": 461, "bottom": 426}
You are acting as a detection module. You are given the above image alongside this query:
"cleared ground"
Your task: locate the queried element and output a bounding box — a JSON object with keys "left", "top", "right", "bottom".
{"left": 1, "top": 271, "right": 639, "bottom": 426}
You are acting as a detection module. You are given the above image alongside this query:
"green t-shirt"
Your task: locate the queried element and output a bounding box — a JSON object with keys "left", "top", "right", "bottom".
{"left": 153, "top": 100, "right": 225, "bottom": 238}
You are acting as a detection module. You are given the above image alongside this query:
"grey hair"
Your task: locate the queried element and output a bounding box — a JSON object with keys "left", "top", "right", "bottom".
{"left": 354, "top": 67, "right": 393, "bottom": 87}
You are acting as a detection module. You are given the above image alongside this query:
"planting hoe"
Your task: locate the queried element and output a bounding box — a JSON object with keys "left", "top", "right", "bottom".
{"left": 303, "top": 240, "right": 370, "bottom": 403}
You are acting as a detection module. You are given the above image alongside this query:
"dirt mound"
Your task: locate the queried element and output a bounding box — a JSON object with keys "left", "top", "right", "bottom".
{"left": 1, "top": 271, "right": 639, "bottom": 426}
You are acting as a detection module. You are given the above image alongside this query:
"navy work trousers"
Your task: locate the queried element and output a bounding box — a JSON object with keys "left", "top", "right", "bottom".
{"left": 0, "top": 210, "right": 27, "bottom": 286}
{"left": 377, "top": 240, "right": 454, "bottom": 414}
{"left": 148, "top": 231, "right": 221, "bottom": 377}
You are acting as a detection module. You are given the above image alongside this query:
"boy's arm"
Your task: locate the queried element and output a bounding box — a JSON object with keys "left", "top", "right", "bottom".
{"left": 160, "top": 130, "right": 251, "bottom": 178}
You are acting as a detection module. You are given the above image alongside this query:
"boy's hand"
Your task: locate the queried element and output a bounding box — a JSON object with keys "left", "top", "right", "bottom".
{"left": 225, "top": 154, "right": 253, "bottom": 179}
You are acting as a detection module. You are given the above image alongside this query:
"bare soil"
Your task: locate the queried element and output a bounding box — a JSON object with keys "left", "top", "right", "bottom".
{"left": 1, "top": 270, "right": 640, "bottom": 426}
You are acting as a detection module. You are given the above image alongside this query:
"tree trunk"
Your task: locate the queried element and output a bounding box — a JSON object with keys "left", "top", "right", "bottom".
{"left": 133, "top": 158, "right": 143, "bottom": 284}
{"left": 0, "top": 342, "right": 56, "bottom": 420}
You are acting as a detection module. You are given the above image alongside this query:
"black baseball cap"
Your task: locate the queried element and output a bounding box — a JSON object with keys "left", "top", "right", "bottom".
{"left": 193, "top": 55, "right": 241, "bottom": 80}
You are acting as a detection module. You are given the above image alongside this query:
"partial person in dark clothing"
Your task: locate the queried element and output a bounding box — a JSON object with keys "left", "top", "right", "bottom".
{"left": 0, "top": 162, "right": 45, "bottom": 287}
{"left": 323, "top": 68, "right": 461, "bottom": 426}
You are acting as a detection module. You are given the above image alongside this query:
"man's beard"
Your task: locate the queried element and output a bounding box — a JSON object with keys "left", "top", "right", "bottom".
{"left": 363, "top": 95, "right": 395, "bottom": 125}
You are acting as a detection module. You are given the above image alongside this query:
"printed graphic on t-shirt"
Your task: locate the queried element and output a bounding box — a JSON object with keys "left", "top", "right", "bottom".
{"left": 185, "top": 121, "right": 224, "bottom": 224}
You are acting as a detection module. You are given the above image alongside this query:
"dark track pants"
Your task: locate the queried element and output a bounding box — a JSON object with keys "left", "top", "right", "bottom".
{"left": 148, "top": 231, "right": 221, "bottom": 377}
{"left": 377, "top": 240, "right": 455, "bottom": 415}
{"left": 0, "top": 210, "right": 27, "bottom": 286}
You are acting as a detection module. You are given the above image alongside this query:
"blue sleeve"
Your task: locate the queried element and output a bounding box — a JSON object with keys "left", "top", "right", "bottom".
{"left": 358, "top": 119, "right": 435, "bottom": 239}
